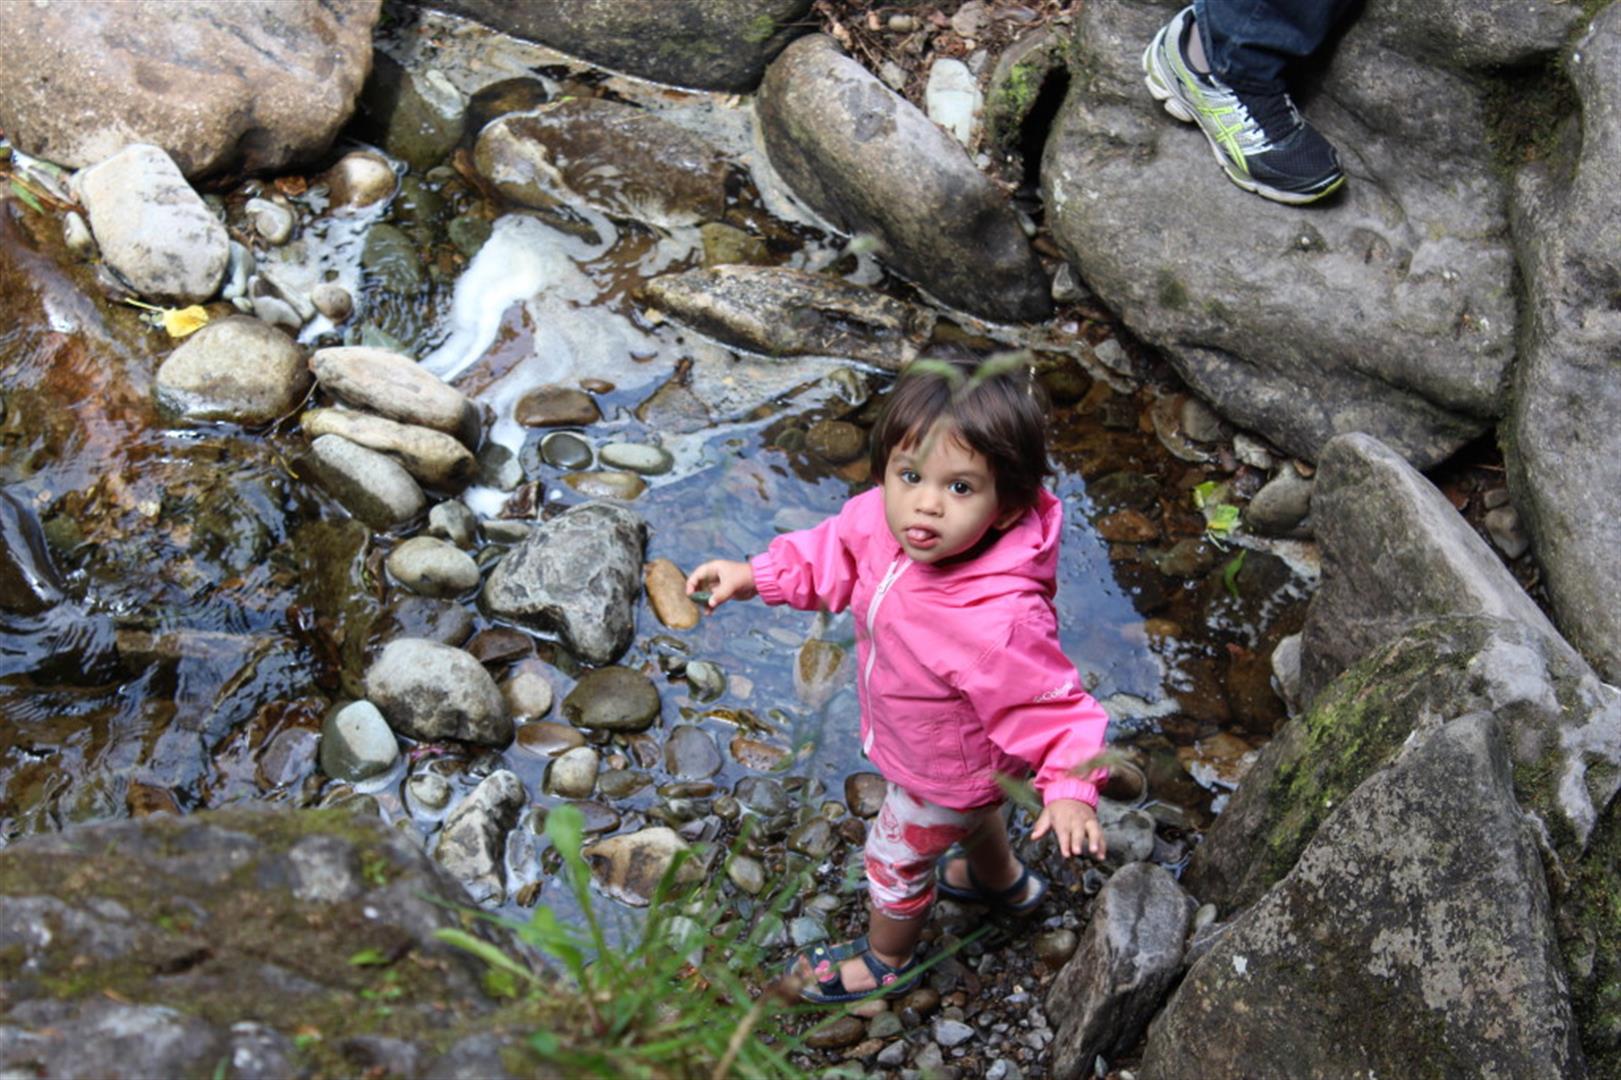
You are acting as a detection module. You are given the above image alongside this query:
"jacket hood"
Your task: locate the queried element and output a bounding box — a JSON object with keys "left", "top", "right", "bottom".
{"left": 912, "top": 487, "right": 1062, "bottom": 600}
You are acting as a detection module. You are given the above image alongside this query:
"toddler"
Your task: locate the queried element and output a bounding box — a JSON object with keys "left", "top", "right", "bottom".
{"left": 685, "top": 357, "right": 1109, "bottom": 1003}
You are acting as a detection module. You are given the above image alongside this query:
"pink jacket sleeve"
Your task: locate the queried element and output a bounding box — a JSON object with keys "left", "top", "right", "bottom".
{"left": 952, "top": 611, "right": 1109, "bottom": 807}
{"left": 748, "top": 490, "right": 873, "bottom": 614}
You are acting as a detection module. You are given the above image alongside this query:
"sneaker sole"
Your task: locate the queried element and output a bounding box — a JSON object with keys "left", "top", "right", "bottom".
{"left": 1141, "top": 34, "right": 1344, "bottom": 206}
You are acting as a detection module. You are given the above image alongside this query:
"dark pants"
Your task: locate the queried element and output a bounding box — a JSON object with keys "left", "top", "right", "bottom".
{"left": 1192, "top": 0, "right": 1358, "bottom": 94}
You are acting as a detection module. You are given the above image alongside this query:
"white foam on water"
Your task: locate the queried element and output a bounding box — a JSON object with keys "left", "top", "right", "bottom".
{"left": 420, "top": 212, "right": 616, "bottom": 384}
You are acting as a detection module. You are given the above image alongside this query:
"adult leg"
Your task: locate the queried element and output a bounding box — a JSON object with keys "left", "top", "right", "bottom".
{"left": 1193, "top": 0, "right": 1358, "bottom": 94}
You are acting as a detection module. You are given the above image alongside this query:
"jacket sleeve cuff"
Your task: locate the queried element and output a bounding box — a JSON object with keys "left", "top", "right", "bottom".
{"left": 1040, "top": 777, "right": 1101, "bottom": 808}
{"left": 749, "top": 551, "right": 785, "bottom": 606}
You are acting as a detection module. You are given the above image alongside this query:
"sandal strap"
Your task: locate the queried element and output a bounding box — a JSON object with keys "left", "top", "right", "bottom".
{"left": 967, "top": 862, "right": 1033, "bottom": 902}
{"left": 859, "top": 948, "right": 915, "bottom": 992}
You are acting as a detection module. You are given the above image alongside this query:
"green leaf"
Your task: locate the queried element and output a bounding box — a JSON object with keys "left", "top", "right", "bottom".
{"left": 433, "top": 928, "right": 540, "bottom": 987}
{"left": 1222, "top": 549, "right": 1247, "bottom": 600}
{"left": 1205, "top": 503, "right": 1241, "bottom": 536}
{"left": 8, "top": 178, "right": 43, "bottom": 214}
{"left": 1192, "top": 480, "right": 1222, "bottom": 509}
{"left": 482, "top": 967, "right": 521, "bottom": 999}
{"left": 528, "top": 1031, "right": 560, "bottom": 1057}
{"left": 347, "top": 947, "right": 390, "bottom": 966}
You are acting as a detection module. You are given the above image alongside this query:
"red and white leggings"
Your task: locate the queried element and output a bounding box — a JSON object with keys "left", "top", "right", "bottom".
{"left": 864, "top": 781, "right": 1004, "bottom": 919}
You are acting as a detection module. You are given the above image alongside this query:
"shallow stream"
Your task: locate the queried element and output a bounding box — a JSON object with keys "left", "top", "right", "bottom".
{"left": 0, "top": 10, "right": 1312, "bottom": 924}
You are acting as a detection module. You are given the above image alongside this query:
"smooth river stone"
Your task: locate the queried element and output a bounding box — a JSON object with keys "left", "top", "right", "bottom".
{"left": 546, "top": 746, "right": 599, "bottom": 799}
{"left": 561, "top": 666, "right": 661, "bottom": 732}
{"left": 515, "top": 384, "right": 600, "bottom": 427}
{"left": 805, "top": 419, "right": 866, "bottom": 464}
{"left": 540, "top": 431, "right": 593, "bottom": 469}
{"left": 731, "top": 735, "right": 791, "bottom": 772}
{"left": 307, "top": 434, "right": 426, "bottom": 529}
{"left": 302, "top": 407, "right": 476, "bottom": 487}
{"left": 794, "top": 639, "right": 846, "bottom": 709}
{"left": 515, "top": 720, "right": 586, "bottom": 757}
{"left": 318, "top": 700, "right": 399, "bottom": 782}
{"left": 645, "top": 558, "right": 700, "bottom": 630}
{"left": 310, "top": 346, "right": 479, "bottom": 446}
{"left": 385, "top": 536, "right": 480, "bottom": 598}
{"left": 501, "top": 660, "right": 555, "bottom": 721}
{"left": 563, "top": 471, "right": 645, "bottom": 500}
{"left": 664, "top": 725, "right": 722, "bottom": 780}
{"left": 599, "top": 442, "right": 673, "bottom": 476}
{"left": 844, "top": 772, "right": 887, "bottom": 818}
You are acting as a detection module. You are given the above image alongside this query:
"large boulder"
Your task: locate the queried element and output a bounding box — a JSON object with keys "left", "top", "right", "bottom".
{"left": 1298, "top": 433, "right": 1577, "bottom": 703}
{"left": 1042, "top": 0, "right": 1581, "bottom": 467}
{"left": 481, "top": 502, "right": 647, "bottom": 666}
{"left": 0, "top": 0, "right": 380, "bottom": 179}
{"left": 0, "top": 807, "right": 521, "bottom": 1077}
{"left": 416, "top": 0, "right": 810, "bottom": 92}
{"left": 1143, "top": 714, "right": 1581, "bottom": 1078}
{"left": 757, "top": 34, "right": 1051, "bottom": 323}
{"left": 1505, "top": 3, "right": 1621, "bottom": 685}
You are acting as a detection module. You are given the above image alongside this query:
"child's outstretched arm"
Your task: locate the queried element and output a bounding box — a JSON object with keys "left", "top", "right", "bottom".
{"left": 685, "top": 559, "right": 758, "bottom": 609}
{"left": 1032, "top": 798, "right": 1106, "bottom": 860}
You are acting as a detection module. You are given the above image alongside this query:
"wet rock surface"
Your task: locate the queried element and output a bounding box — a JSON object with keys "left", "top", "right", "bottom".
{"left": 365, "top": 638, "right": 511, "bottom": 746}
{"left": 75, "top": 144, "right": 229, "bottom": 302}
{"left": 482, "top": 502, "right": 647, "bottom": 666}
{"left": 645, "top": 265, "right": 935, "bottom": 369}
{"left": 156, "top": 316, "right": 310, "bottom": 426}
{"left": 476, "top": 99, "right": 731, "bottom": 229}
{"left": 0, "top": 807, "right": 515, "bottom": 1077}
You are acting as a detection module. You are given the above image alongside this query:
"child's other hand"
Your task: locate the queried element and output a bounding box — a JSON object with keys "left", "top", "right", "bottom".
{"left": 685, "top": 559, "right": 758, "bottom": 609}
{"left": 1032, "top": 798, "right": 1107, "bottom": 861}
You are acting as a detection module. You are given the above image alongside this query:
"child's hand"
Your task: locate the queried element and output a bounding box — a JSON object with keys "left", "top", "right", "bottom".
{"left": 685, "top": 559, "right": 758, "bottom": 609}
{"left": 1032, "top": 798, "right": 1107, "bottom": 861}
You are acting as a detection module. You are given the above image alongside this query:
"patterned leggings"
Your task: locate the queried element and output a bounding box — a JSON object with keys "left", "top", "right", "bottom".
{"left": 863, "top": 781, "right": 1005, "bottom": 919}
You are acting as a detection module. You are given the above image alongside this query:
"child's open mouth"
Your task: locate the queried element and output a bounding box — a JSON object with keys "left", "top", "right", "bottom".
{"left": 905, "top": 527, "right": 939, "bottom": 547}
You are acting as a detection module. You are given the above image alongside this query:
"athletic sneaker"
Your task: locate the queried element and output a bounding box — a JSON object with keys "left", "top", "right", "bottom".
{"left": 1142, "top": 6, "right": 1345, "bottom": 205}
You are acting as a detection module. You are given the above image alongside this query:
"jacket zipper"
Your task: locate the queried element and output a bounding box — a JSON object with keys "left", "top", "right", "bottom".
{"left": 862, "top": 556, "right": 909, "bottom": 755}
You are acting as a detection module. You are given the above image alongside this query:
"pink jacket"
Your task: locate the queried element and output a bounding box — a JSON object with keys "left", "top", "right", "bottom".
{"left": 750, "top": 487, "right": 1107, "bottom": 810}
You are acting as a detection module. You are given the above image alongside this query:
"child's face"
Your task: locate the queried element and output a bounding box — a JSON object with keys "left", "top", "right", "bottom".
{"left": 882, "top": 422, "right": 1022, "bottom": 565}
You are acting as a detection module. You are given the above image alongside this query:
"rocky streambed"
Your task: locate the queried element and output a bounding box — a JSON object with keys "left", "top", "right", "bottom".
{"left": 0, "top": 1, "right": 1617, "bottom": 1078}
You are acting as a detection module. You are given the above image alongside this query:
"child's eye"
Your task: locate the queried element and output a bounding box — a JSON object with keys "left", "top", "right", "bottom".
{"left": 900, "top": 469, "right": 921, "bottom": 484}
{"left": 949, "top": 481, "right": 973, "bottom": 496}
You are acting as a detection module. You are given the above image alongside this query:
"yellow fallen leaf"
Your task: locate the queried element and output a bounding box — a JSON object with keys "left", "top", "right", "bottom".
{"left": 161, "top": 305, "right": 209, "bottom": 337}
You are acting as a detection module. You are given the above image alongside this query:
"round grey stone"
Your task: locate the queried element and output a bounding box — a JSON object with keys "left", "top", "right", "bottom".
{"left": 155, "top": 315, "right": 310, "bottom": 425}
{"left": 312, "top": 282, "right": 354, "bottom": 322}
{"left": 547, "top": 746, "right": 599, "bottom": 799}
{"left": 307, "top": 434, "right": 426, "bottom": 529}
{"left": 540, "top": 431, "right": 593, "bottom": 469}
{"left": 407, "top": 771, "right": 452, "bottom": 812}
{"left": 664, "top": 725, "right": 723, "bottom": 780}
{"left": 365, "top": 638, "right": 511, "bottom": 746}
{"left": 318, "top": 700, "right": 399, "bottom": 781}
{"left": 727, "top": 854, "right": 767, "bottom": 896}
{"left": 386, "top": 536, "right": 480, "bottom": 598}
{"left": 599, "top": 442, "right": 674, "bottom": 476}
{"left": 934, "top": 1018, "right": 976, "bottom": 1048}
{"left": 427, "top": 500, "right": 478, "bottom": 548}
{"left": 787, "top": 817, "right": 836, "bottom": 858}
{"left": 561, "top": 666, "right": 661, "bottom": 732}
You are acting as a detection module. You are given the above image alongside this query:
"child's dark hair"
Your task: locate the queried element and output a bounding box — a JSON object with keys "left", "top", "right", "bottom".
{"left": 869, "top": 354, "right": 1053, "bottom": 512}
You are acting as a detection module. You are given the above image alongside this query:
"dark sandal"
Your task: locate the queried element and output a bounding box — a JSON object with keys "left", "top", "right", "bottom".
{"left": 934, "top": 852, "right": 1048, "bottom": 915}
{"left": 791, "top": 938, "right": 920, "bottom": 1004}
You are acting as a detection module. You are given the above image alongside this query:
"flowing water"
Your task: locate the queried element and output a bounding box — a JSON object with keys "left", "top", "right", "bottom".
{"left": 0, "top": 10, "right": 1312, "bottom": 918}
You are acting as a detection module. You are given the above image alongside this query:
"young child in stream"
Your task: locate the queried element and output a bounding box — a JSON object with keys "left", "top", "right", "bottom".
{"left": 685, "top": 357, "right": 1110, "bottom": 1004}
